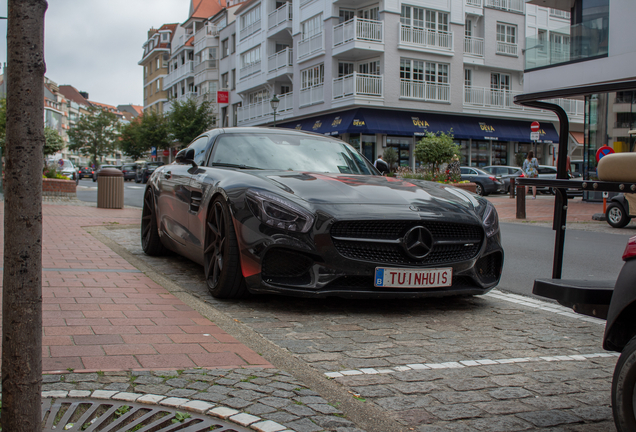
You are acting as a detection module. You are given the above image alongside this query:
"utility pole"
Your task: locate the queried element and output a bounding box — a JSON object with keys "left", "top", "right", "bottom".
{"left": 2, "top": 1, "right": 48, "bottom": 431}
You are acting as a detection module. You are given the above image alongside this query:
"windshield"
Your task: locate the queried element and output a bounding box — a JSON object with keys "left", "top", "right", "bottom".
{"left": 210, "top": 133, "right": 375, "bottom": 175}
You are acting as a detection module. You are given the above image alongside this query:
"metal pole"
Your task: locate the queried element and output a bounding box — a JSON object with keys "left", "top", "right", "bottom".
{"left": 273, "top": 109, "right": 277, "bottom": 127}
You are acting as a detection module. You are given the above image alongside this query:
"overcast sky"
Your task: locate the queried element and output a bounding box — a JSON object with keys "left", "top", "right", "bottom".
{"left": 0, "top": 0, "right": 189, "bottom": 107}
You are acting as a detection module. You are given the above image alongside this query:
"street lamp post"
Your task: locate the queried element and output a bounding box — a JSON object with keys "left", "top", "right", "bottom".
{"left": 270, "top": 94, "right": 280, "bottom": 127}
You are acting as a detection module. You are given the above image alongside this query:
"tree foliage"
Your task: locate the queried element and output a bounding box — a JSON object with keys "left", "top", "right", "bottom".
{"left": 120, "top": 111, "right": 171, "bottom": 161}
{"left": 414, "top": 131, "right": 459, "bottom": 174}
{"left": 382, "top": 147, "right": 399, "bottom": 172}
{"left": 68, "top": 106, "right": 120, "bottom": 168}
{"left": 167, "top": 97, "right": 216, "bottom": 146}
{"left": 43, "top": 127, "right": 65, "bottom": 156}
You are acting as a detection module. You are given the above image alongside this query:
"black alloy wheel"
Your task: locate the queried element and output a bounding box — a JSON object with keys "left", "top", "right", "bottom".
{"left": 204, "top": 197, "right": 247, "bottom": 299}
{"left": 612, "top": 335, "right": 636, "bottom": 431}
{"left": 607, "top": 203, "right": 631, "bottom": 228}
{"left": 141, "top": 188, "right": 167, "bottom": 256}
{"left": 474, "top": 183, "right": 485, "bottom": 196}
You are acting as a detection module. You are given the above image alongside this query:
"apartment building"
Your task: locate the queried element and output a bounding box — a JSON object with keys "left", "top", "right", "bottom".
{"left": 521, "top": 0, "right": 636, "bottom": 184}
{"left": 140, "top": 24, "right": 178, "bottom": 114}
{"left": 216, "top": 0, "right": 587, "bottom": 168}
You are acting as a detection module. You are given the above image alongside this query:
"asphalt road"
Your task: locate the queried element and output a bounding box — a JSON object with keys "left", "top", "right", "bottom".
{"left": 76, "top": 179, "right": 631, "bottom": 299}
{"left": 76, "top": 178, "right": 146, "bottom": 208}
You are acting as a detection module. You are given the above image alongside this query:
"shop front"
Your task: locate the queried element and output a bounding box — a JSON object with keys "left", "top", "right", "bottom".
{"left": 279, "top": 108, "right": 559, "bottom": 169}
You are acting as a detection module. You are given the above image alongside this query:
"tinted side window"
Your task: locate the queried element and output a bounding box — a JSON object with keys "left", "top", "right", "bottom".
{"left": 187, "top": 135, "right": 211, "bottom": 165}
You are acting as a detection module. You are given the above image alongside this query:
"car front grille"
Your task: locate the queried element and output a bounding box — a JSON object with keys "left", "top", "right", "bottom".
{"left": 331, "top": 220, "right": 483, "bottom": 266}
{"left": 475, "top": 252, "right": 503, "bottom": 284}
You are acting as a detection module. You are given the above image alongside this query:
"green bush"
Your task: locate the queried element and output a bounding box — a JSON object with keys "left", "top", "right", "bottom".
{"left": 43, "top": 165, "right": 69, "bottom": 180}
{"left": 414, "top": 131, "right": 459, "bottom": 174}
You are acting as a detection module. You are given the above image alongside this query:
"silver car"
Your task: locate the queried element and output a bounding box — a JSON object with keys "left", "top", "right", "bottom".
{"left": 482, "top": 165, "right": 524, "bottom": 194}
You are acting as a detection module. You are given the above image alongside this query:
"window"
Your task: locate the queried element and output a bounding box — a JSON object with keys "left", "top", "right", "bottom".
{"left": 425, "top": 62, "right": 448, "bottom": 85}
{"left": 339, "top": 9, "right": 355, "bottom": 23}
{"left": 248, "top": 90, "right": 269, "bottom": 104}
{"left": 401, "top": 6, "right": 447, "bottom": 31}
{"left": 144, "top": 65, "right": 148, "bottom": 77}
{"left": 221, "top": 73, "right": 229, "bottom": 89}
{"left": 280, "top": 85, "right": 290, "bottom": 94}
{"left": 358, "top": 60, "right": 380, "bottom": 75}
{"left": 187, "top": 135, "right": 210, "bottom": 166}
{"left": 162, "top": 33, "right": 168, "bottom": 41}
{"left": 496, "top": 23, "right": 516, "bottom": 44}
{"left": 209, "top": 82, "right": 218, "bottom": 102}
{"left": 240, "top": 6, "right": 261, "bottom": 39}
{"left": 156, "top": 58, "right": 160, "bottom": 70}
{"left": 231, "top": 69, "right": 236, "bottom": 90}
{"left": 465, "top": 19, "right": 472, "bottom": 37}
{"left": 426, "top": 10, "right": 449, "bottom": 32}
{"left": 156, "top": 80, "right": 161, "bottom": 92}
{"left": 221, "top": 39, "right": 229, "bottom": 58}
{"left": 464, "top": 69, "right": 472, "bottom": 87}
{"left": 231, "top": 34, "right": 236, "bottom": 53}
{"left": 232, "top": 102, "right": 241, "bottom": 127}
{"left": 300, "top": 64, "right": 324, "bottom": 89}
{"left": 357, "top": 6, "right": 379, "bottom": 20}
{"left": 240, "top": 46, "right": 261, "bottom": 70}
{"left": 338, "top": 62, "right": 354, "bottom": 77}
{"left": 301, "top": 15, "right": 322, "bottom": 40}
{"left": 490, "top": 73, "right": 510, "bottom": 91}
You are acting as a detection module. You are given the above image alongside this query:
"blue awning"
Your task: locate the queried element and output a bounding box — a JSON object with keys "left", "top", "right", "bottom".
{"left": 279, "top": 108, "right": 560, "bottom": 143}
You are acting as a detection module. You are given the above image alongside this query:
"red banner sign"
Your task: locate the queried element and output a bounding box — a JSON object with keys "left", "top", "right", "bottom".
{"left": 217, "top": 91, "right": 229, "bottom": 104}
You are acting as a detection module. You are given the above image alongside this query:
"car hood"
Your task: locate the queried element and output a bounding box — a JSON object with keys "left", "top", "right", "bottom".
{"left": 243, "top": 171, "right": 486, "bottom": 219}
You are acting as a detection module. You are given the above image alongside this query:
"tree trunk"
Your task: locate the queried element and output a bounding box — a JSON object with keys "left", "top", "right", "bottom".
{"left": 2, "top": 0, "right": 48, "bottom": 430}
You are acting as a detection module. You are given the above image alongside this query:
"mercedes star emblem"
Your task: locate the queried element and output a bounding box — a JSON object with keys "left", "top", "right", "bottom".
{"left": 402, "top": 226, "right": 433, "bottom": 259}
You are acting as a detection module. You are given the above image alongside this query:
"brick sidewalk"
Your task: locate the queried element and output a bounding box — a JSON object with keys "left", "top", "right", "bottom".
{"left": 0, "top": 204, "right": 271, "bottom": 373}
{"left": 486, "top": 194, "right": 604, "bottom": 222}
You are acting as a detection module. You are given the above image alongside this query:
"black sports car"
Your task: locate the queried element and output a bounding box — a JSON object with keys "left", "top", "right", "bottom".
{"left": 142, "top": 127, "right": 503, "bottom": 299}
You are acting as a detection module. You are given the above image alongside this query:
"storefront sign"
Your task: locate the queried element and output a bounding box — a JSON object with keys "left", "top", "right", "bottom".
{"left": 217, "top": 91, "right": 229, "bottom": 103}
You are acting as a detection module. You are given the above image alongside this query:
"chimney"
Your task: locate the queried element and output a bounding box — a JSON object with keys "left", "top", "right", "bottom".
{"left": 79, "top": 91, "right": 89, "bottom": 100}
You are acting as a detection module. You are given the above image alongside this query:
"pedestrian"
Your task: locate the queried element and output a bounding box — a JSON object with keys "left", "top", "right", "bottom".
{"left": 374, "top": 154, "right": 389, "bottom": 175}
{"left": 556, "top": 153, "right": 572, "bottom": 177}
{"left": 522, "top": 151, "right": 539, "bottom": 199}
{"left": 447, "top": 154, "right": 460, "bottom": 180}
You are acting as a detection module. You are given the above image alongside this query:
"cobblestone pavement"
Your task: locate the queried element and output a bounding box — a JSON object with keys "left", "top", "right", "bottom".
{"left": 100, "top": 225, "right": 619, "bottom": 432}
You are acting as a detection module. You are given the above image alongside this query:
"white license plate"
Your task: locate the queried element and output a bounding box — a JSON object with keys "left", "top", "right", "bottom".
{"left": 374, "top": 267, "right": 453, "bottom": 288}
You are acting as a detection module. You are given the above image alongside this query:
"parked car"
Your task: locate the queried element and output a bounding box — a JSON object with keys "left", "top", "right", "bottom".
{"left": 51, "top": 159, "right": 78, "bottom": 181}
{"left": 141, "top": 127, "right": 504, "bottom": 299}
{"left": 482, "top": 165, "right": 524, "bottom": 194}
{"left": 136, "top": 161, "right": 165, "bottom": 184}
{"left": 537, "top": 165, "right": 582, "bottom": 197}
{"left": 78, "top": 166, "right": 94, "bottom": 180}
{"left": 459, "top": 167, "right": 505, "bottom": 196}
{"left": 121, "top": 163, "right": 138, "bottom": 181}
{"left": 92, "top": 165, "right": 121, "bottom": 182}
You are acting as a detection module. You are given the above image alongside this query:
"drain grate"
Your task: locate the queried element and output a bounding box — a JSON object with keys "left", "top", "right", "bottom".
{"left": 41, "top": 398, "right": 252, "bottom": 432}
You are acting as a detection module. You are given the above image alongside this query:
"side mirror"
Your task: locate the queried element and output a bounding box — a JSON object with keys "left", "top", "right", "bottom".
{"left": 175, "top": 148, "right": 198, "bottom": 169}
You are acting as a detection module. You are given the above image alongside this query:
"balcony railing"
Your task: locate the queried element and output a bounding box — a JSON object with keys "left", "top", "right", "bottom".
{"left": 298, "top": 32, "right": 323, "bottom": 60}
{"left": 399, "top": 23, "right": 453, "bottom": 51}
{"left": 550, "top": 8, "right": 571, "bottom": 19}
{"left": 400, "top": 80, "right": 450, "bottom": 102}
{"left": 333, "top": 73, "right": 383, "bottom": 99}
{"left": 525, "top": 22, "right": 608, "bottom": 70}
{"left": 268, "top": 3, "right": 292, "bottom": 30}
{"left": 240, "top": 19, "right": 261, "bottom": 40}
{"left": 300, "top": 83, "right": 324, "bottom": 107}
{"left": 334, "top": 17, "right": 383, "bottom": 47}
{"left": 194, "top": 25, "right": 218, "bottom": 53}
{"left": 485, "top": 0, "right": 525, "bottom": 13}
{"left": 496, "top": 41, "right": 518, "bottom": 56}
{"left": 464, "top": 37, "right": 484, "bottom": 56}
{"left": 268, "top": 48, "right": 293, "bottom": 73}
{"left": 237, "top": 92, "right": 293, "bottom": 125}
{"left": 163, "top": 62, "right": 194, "bottom": 88}
{"left": 464, "top": 86, "right": 585, "bottom": 117}
{"left": 466, "top": 0, "right": 482, "bottom": 6}
{"left": 239, "top": 60, "right": 261, "bottom": 80}
{"left": 194, "top": 59, "right": 217, "bottom": 75}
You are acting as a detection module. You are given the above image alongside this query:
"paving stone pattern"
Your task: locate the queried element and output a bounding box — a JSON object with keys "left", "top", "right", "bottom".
{"left": 42, "top": 368, "right": 359, "bottom": 432}
{"left": 105, "top": 227, "right": 619, "bottom": 431}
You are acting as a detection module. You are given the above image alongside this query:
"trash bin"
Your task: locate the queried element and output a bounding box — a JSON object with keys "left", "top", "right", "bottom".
{"left": 97, "top": 168, "right": 124, "bottom": 209}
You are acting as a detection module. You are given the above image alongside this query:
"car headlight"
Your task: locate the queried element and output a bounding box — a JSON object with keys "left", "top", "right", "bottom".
{"left": 482, "top": 202, "right": 499, "bottom": 238}
{"left": 246, "top": 189, "right": 314, "bottom": 233}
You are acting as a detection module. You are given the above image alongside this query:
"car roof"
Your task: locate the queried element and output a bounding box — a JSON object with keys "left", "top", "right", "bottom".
{"left": 213, "top": 126, "right": 339, "bottom": 140}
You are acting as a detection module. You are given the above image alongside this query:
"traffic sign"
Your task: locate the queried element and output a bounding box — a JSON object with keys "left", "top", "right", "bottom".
{"left": 530, "top": 131, "right": 540, "bottom": 141}
{"left": 530, "top": 121, "right": 540, "bottom": 132}
{"left": 163, "top": 149, "right": 169, "bottom": 157}
{"left": 595, "top": 145, "right": 614, "bottom": 162}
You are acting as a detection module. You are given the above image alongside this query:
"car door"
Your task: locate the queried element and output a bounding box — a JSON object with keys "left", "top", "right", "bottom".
{"left": 157, "top": 135, "right": 210, "bottom": 252}
{"left": 460, "top": 167, "right": 477, "bottom": 182}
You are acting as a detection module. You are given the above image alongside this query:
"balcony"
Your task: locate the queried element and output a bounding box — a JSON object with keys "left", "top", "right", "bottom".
{"left": 496, "top": 41, "right": 518, "bottom": 56}
{"left": 400, "top": 80, "right": 450, "bottom": 103}
{"left": 333, "top": 17, "right": 383, "bottom": 58}
{"left": 550, "top": 9, "right": 571, "bottom": 19}
{"left": 333, "top": 73, "right": 383, "bottom": 101}
{"left": 163, "top": 62, "right": 194, "bottom": 88}
{"left": 240, "top": 60, "right": 261, "bottom": 80}
{"left": 485, "top": 0, "right": 525, "bottom": 13}
{"left": 300, "top": 83, "right": 324, "bottom": 108}
{"left": 267, "top": 48, "right": 293, "bottom": 80}
{"left": 194, "top": 59, "right": 217, "bottom": 75}
{"left": 464, "top": 37, "right": 484, "bottom": 57}
{"left": 237, "top": 92, "right": 293, "bottom": 126}
{"left": 525, "top": 22, "right": 608, "bottom": 70}
{"left": 463, "top": 86, "right": 585, "bottom": 121}
{"left": 268, "top": 3, "right": 292, "bottom": 36}
{"left": 240, "top": 19, "right": 261, "bottom": 41}
{"left": 298, "top": 32, "right": 323, "bottom": 61}
{"left": 194, "top": 25, "right": 218, "bottom": 54}
{"left": 399, "top": 23, "right": 453, "bottom": 54}
{"left": 194, "top": 61, "right": 219, "bottom": 86}
{"left": 466, "top": 0, "right": 482, "bottom": 6}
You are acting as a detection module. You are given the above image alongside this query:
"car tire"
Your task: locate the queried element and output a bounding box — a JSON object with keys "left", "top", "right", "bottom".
{"left": 474, "top": 183, "right": 485, "bottom": 196}
{"left": 612, "top": 335, "right": 636, "bottom": 431}
{"left": 607, "top": 203, "right": 631, "bottom": 228}
{"left": 141, "top": 187, "right": 168, "bottom": 256}
{"left": 204, "top": 196, "right": 248, "bottom": 299}
{"left": 92, "top": 175, "right": 97, "bottom": 182}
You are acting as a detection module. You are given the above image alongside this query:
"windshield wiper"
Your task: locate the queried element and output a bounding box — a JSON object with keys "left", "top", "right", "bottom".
{"left": 212, "top": 162, "right": 262, "bottom": 170}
